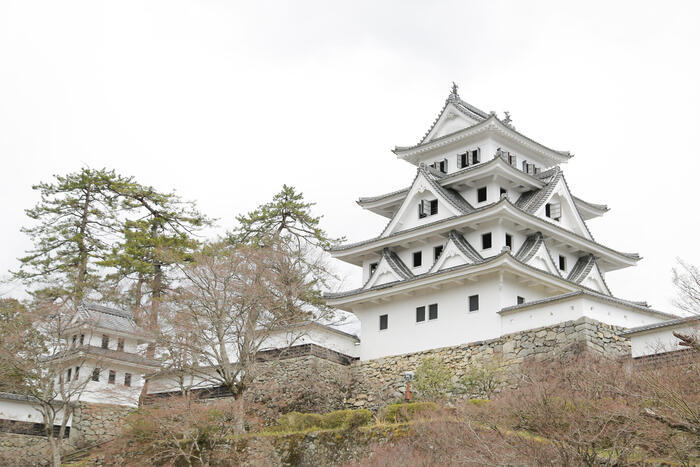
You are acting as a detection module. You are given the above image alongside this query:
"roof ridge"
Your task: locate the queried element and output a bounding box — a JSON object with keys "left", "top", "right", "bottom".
{"left": 448, "top": 230, "right": 483, "bottom": 262}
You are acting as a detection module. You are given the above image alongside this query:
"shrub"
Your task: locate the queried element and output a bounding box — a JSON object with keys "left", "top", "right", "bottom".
{"left": 380, "top": 402, "right": 439, "bottom": 423}
{"left": 275, "top": 412, "right": 324, "bottom": 432}
{"left": 343, "top": 409, "right": 372, "bottom": 429}
{"left": 412, "top": 356, "right": 453, "bottom": 400}
{"left": 457, "top": 357, "right": 504, "bottom": 398}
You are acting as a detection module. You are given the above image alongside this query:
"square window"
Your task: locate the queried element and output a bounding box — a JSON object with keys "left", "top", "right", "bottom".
{"left": 117, "top": 338, "right": 124, "bottom": 352}
{"left": 379, "top": 314, "right": 388, "bottom": 330}
{"left": 124, "top": 373, "right": 132, "bottom": 387}
{"left": 559, "top": 255, "right": 567, "bottom": 271}
{"left": 434, "top": 245, "right": 444, "bottom": 261}
{"left": 469, "top": 295, "right": 479, "bottom": 312}
{"left": 108, "top": 370, "right": 116, "bottom": 385}
{"left": 101, "top": 334, "right": 109, "bottom": 349}
{"left": 517, "top": 296, "right": 525, "bottom": 305}
{"left": 428, "top": 303, "right": 438, "bottom": 320}
{"left": 92, "top": 368, "right": 100, "bottom": 382}
{"left": 481, "top": 233, "right": 492, "bottom": 250}
{"left": 477, "top": 187, "right": 487, "bottom": 203}
{"left": 505, "top": 234, "right": 512, "bottom": 249}
{"left": 413, "top": 251, "right": 422, "bottom": 267}
{"left": 416, "top": 306, "right": 426, "bottom": 322}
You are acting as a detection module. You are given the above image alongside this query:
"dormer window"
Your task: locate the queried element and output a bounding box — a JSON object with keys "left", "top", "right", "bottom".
{"left": 418, "top": 199, "right": 438, "bottom": 218}
{"left": 545, "top": 202, "right": 561, "bottom": 221}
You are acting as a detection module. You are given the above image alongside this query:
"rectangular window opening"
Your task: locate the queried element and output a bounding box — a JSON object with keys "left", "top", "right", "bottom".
{"left": 477, "top": 187, "right": 487, "bottom": 203}
{"left": 66, "top": 368, "right": 72, "bottom": 381}
{"left": 500, "top": 187, "right": 507, "bottom": 196}
{"left": 379, "top": 314, "right": 388, "bottom": 330}
{"left": 101, "top": 334, "right": 109, "bottom": 349}
{"left": 429, "top": 199, "right": 438, "bottom": 215}
{"left": 471, "top": 148, "right": 480, "bottom": 164}
{"left": 559, "top": 255, "right": 567, "bottom": 271}
{"left": 505, "top": 234, "right": 512, "bottom": 249}
{"left": 369, "top": 262, "right": 378, "bottom": 275}
{"left": 469, "top": 295, "right": 479, "bottom": 312}
{"left": 74, "top": 367, "right": 80, "bottom": 380}
{"left": 117, "top": 338, "right": 124, "bottom": 352}
{"left": 459, "top": 152, "right": 468, "bottom": 168}
{"left": 434, "top": 245, "right": 444, "bottom": 261}
{"left": 124, "top": 373, "right": 132, "bottom": 387}
{"left": 108, "top": 370, "right": 116, "bottom": 385}
{"left": 481, "top": 233, "right": 492, "bottom": 250}
{"left": 413, "top": 251, "right": 422, "bottom": 268}
{"left": 79, "top": 334, "right": 84, "bottom": 346}
{"left": 517, "top": 296, "right": 525, "bottom": 305}
{"left": 428, "top": 303, "right": 438, "bottom": 320}
{"left": 416, "top": 306, "right": 426, "bottom": 322}
{"left": 92, "top": 368, "right": 100, "bottom": 382}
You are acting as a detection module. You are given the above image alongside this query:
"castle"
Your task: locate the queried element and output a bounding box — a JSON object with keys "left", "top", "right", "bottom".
{"left": 1, "top": 86, "right": 695, "bottom": 459}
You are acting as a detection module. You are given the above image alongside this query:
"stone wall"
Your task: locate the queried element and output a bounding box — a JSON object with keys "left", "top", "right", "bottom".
{"left": 70, "top": 402, "right": 133, "bottom": 447}
{"left": 348, "top": 317, "right": 630, "bottom": 410}
{"left": 0, "top": 433, "right": 53, "bottom": 466}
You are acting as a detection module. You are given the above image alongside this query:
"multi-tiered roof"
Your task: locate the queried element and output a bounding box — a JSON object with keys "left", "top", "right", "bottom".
{"left": 326, "top": 85, "right": 669, "bottom": 321}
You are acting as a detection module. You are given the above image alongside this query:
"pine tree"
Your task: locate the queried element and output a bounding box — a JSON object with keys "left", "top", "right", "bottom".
{"left": 12, "top": 168, "right": 131, "bottom": 303}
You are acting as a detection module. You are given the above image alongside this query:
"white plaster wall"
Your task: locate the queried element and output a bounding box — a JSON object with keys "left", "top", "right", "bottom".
{"left": 629, "top": 324, "right": 699, "bottom": 358}
{"left": 262, "top": 326, "right": 359, "bottom": 358}
{"left": 352, "top": 274, "right": 550, "bottom": 361}
{"left": 500, "top": 297, "right": 666, "bottom": 336}
{"left": 0, "top": 399, "right": 69, "bottom": 426}
{"left": 76, "top": 361, "right": 145, "bottom": 407}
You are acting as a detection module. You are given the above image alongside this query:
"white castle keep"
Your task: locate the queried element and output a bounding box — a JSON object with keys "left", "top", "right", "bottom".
{"left": 325, "top": 84, "right": 677, "bottom": 361}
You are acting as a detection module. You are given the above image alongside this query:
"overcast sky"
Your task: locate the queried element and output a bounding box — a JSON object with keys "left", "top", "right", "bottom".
{"left": 1, "top": 1, "right": 699, "bottom": 320}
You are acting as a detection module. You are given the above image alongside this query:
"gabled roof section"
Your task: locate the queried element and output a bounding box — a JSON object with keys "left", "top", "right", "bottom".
{"left": 514, "top": 232, "right": 561, "bottom": 277}
{"left": 379, "top": 165, "right": 474, "bottom": 238}
{"left": 363, "top": 248, "right": 413, "bottom": 290}
{"left": 567, "top": 255, "right": 612, "bottom": 295}
{"left": 418, "top": 83, "right": 489, "bottom": 145}
{"left": 429, "top": 230, "right": 483, "bottom": 273}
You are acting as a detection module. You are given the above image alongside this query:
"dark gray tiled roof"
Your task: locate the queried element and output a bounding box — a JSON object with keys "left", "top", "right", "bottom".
{"left": 448, "top": 230, "right": 483, "bottom": 263}
{"left": 567, "top": 255, "right": 595, "bottom": 283}
{"left": 421, "top": 165, "right": 475, "bottom": 214}
{"left": 621, "top": 315, "right": 699, "bottom": 335}
{"left": 499, "top": 290, "right": 677, "bottom": 319}
{"left": 514, "top": 232, "right": 545, "bottom": 263}
{"left": 417, "top": 89, "right": 488, "bottom": 145}
{"left": 516, "top": 168, "right": 562, "bottom": 213}
{"left": 572, "top": 196, "right": 609, "bottom": 213}
{"left": 77, "top": 302, "right": 145, "bottom": 336}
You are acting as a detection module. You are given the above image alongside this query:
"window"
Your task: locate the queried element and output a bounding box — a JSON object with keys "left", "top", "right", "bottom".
{"left": 428, "top": 303, "right": 438, "bottom": 320}
{"left": 413, "top": 251, "right": 422, "bottom": 267}
{"left": 508, "top": 153, "right": 516, "bottom": 166}
{"left": 430, "top": 159, "right": 448, "bottom": 173}
{"left": 470, "top": 148, "right": 480, "bottom": 165}
{"left": 74, "top": 367, "right": 80, "bottom": 380}
{"left": 517, "top": 296, "right": 525, "bottom": 305}
{"left": 545, "top": 202, "right": 561, "bottom": 221}
{"left": 505, "top": 233, "right": 512, "bottom": 249}
{"left": 124, "top": 373, "right": 132, "bottom": 387}
{"left": 500, "top": 187, "right": 507, "bottom": 196}
{"left": 379, "top": 314, "right": 388, "bottom": 330}
{"left": 369, "top": 262, "right": 378, "bottom": 275}
{"left": 108, "top": 370, "right": 116, "bottom": 385}
{"left": 101, "top": 334, "right": 109, "bottom": 349}
{"left": 79, "top": 334, "right": 84, "bottom": 346}
{"left": 477, "top": 187, "right": 487, "bottom": 203}
{"left": 416, "top": 306, "right": 426, "bottom": 322}
{"left": 117, "top": 338, "right": 124, "bottom": 352}
{"left": 418, "top": 199, "right": 438, "bottom": 218}
{"left": 481, "top": 233, "right": 492, "bottom": 250}
{"left": 71, "top": 335, "right": 77, "bottom": 347}
{"left": 469, "top": 295, "right": 479, "bottom": 312}
{"left": 559, "top": 255, "right": 567, "bottom": 271}
{"left": 92, "top": 368, "right": 100, "bottom": 382}
{"left": 522, "top": 160, "right": 528, "bottom": 172}
{"left": 434, "top": 245, "right": 444, "bottom": 261}
{"left": 459, "top": 152, "right": 468, "bottom": 168}
{"left": 67, "top": 368, "right": 72, "bottom": 381}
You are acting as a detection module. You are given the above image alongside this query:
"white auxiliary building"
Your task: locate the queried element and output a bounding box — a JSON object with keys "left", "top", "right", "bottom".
{"left": 326, "top": 84, "right": 677, "bottom": 361}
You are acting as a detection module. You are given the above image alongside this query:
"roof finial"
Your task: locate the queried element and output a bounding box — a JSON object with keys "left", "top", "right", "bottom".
{"left": 447, "top": 82, "right": 459, "bottom": 103}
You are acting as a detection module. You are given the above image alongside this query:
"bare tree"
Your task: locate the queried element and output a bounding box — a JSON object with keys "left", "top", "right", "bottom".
{"left": 160, "top": 241, "right": 334, "bottom": 432}
{"left": 0, "top": 299, "right": 107, "bottom": 466}
{"left": 672, "top": 259, "right": 700, "bottom": 352}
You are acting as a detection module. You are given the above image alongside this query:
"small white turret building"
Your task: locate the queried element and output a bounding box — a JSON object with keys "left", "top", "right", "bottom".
{"left": 326, "top": 84, "right": 676, "bottom": 361}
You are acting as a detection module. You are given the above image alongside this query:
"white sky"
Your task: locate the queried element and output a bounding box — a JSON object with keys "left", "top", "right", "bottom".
{"left": 1, "top": 1, "right": 699, "bottom": 319}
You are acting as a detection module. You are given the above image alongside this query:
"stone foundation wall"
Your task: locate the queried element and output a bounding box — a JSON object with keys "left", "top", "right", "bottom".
{"left": 69, "top": 402, "right": 133, "bottom": 447}
{"left": 0, "top": 433, "right": 54, "bottom": 466}
{"left": 348, "top": 317, "right": 630, "bottom": 410}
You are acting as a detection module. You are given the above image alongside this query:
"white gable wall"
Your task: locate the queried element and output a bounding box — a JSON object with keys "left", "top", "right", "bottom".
{"left": 629, "top": 324, "right": 699, "bottom": 358}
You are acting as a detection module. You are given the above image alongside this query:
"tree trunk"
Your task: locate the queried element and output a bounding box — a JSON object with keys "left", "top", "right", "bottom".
{"left": 49, "top": 436, "right": 61, "bottom": 467}
{"left": 75, "top": 185, "right": 92, "bottom": 303}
